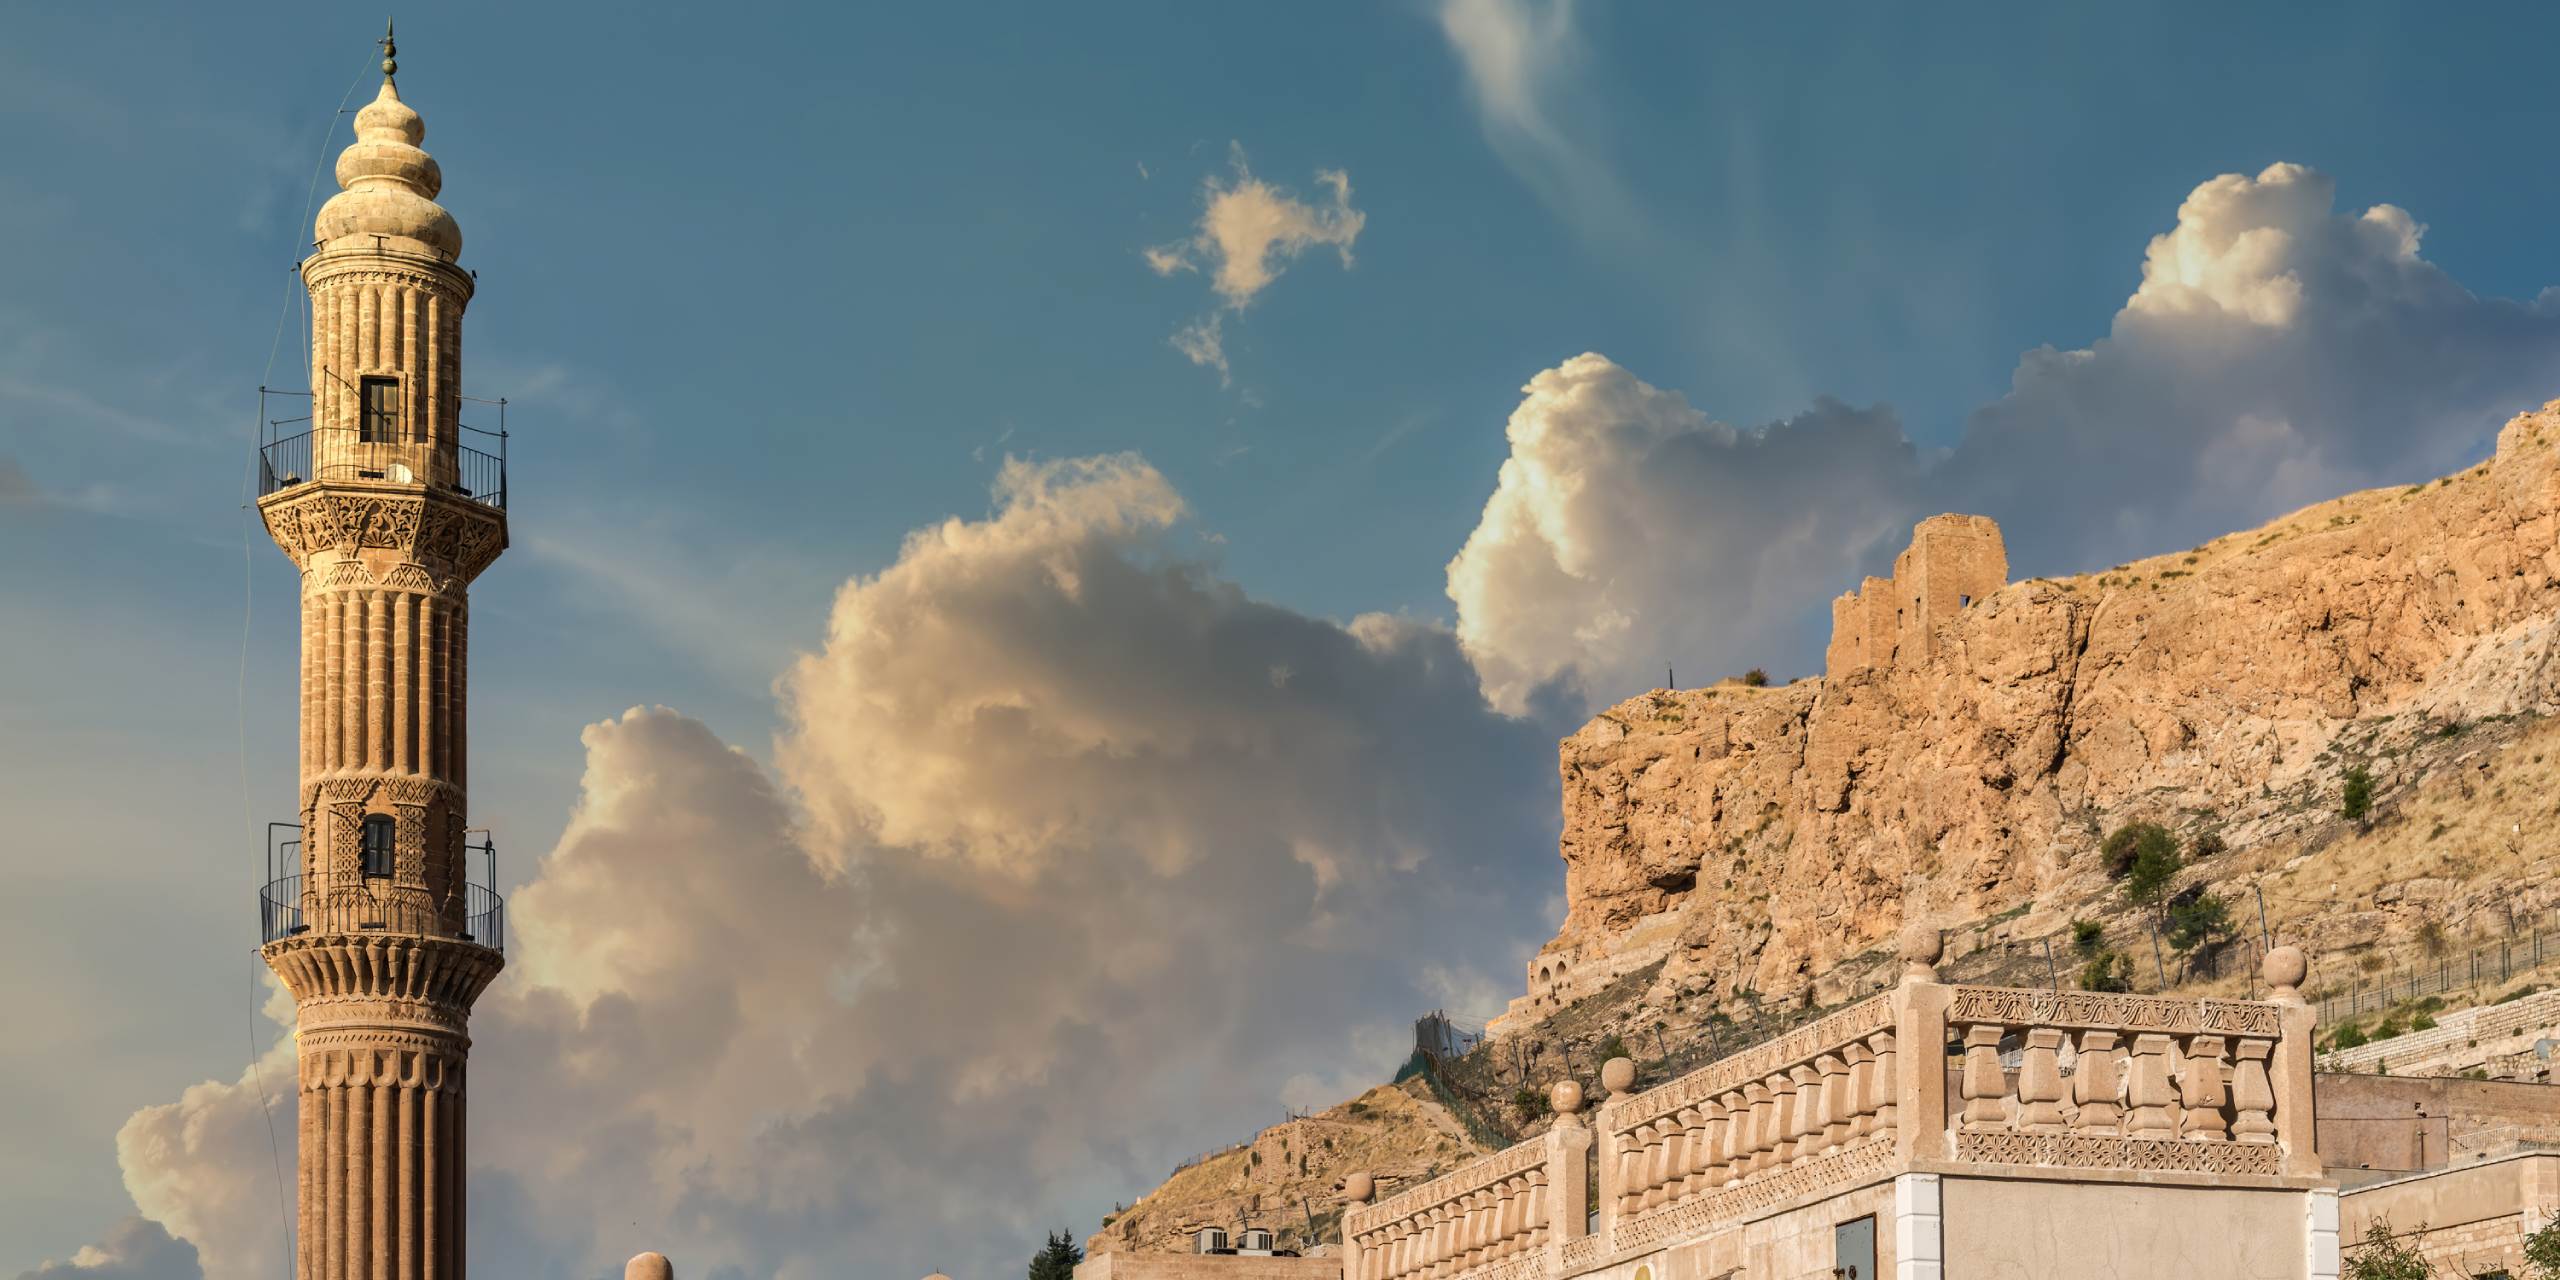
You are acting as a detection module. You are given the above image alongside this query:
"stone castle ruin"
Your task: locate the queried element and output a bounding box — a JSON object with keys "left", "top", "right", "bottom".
{"left": 1824, "top": 514, "right": 2007, "bottom": 676}
{"left": 1493, "top": 515, "right": 2009, "bottom": 1038}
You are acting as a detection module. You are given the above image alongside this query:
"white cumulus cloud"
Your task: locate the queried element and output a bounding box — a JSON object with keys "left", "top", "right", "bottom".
{"left": 1943, "top": 161, "right": 2560, "bottom": 573}
{"left": 12, "top": 1218, "right": 201, "bottom": 1280}
{"left": 1447, "top": 356, "right": 1917, "bottom": 715}
{"left": 111, "top": 1046, "right": 294, "bottom": 1280}
{"left": 96, "top": 455, "right": 1558, "bottom": 1280}
{"left": 1449, "top": 163, "right": 2560, "bottom": 712}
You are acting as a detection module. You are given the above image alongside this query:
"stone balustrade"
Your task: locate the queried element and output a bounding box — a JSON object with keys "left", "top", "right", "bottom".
{"left": 1596, "top": 991, "right": 1904, "bottom": 1254}
{"left": 1941, "top": 984, "right": 2312, "bottom": 1177}
{"left": 1342, "top": 1082, "right": 1589, "bottom": 1280}
{"left": 1340, "top": 938, "right": 2320, "bottom": 1280}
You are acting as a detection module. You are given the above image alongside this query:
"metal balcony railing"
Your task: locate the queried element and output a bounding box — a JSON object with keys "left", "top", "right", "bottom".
{"left": 257, "top": 822, "right": 505, "bottom": 954}
{"left": 258, "top": 875, "right": 505, "bottom": 953}
{"left": 254, "top": 388, "right": 507, "bottom": 510}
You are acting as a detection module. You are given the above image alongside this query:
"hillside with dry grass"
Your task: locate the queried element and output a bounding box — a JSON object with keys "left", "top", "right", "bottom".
{"left": 1083, "top": 1079, "right": 1494, "bottom": 1259}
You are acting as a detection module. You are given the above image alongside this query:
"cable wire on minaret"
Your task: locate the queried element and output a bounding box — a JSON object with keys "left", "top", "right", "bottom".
{"left": 237, "top": 40, "right": 394, "bottom": 1277}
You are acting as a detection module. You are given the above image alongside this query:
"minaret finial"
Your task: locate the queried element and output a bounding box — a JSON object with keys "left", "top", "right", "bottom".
{"left": 380, "top": 18, "right": 398, "bottom": 83}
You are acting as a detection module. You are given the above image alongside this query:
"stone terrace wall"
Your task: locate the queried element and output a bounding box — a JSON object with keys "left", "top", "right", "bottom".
{"left": 2316, "top": 1074, "right": 2560, "bottom": 1179}
{"left": 2325, "top": 986, "right": 2560, "bottom": 1076}
{"left": 2339, "top": 1150, "right": 2560, "bottom": 1278}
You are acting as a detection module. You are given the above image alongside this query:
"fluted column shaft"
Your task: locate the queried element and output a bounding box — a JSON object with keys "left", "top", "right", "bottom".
{"left": 296, "top": 1037, "right": 470, "bottom": 1280}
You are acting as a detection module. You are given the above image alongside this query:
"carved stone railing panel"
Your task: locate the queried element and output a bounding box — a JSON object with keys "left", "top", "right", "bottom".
{"left": 1348, "top": 1120, "right": 1589, "bottom": 1280}
{"left": 1354, "top": 1137, "right": 1547, "bottom": 1233}
{"left": 1611, "top": 1135, "right": 1897, "bottom": 1254}
{"left": 1948, "top": 1131, "right": 2282, "bottom": 1176}
{"left": 1556, "top": 1238, "right": 1601, "bottom": 1272}
{"left": 1609, "top": 994, "right": 1896, "bottom": 1129}
{"left": 1943, "top": 984, "right": 2301, "bottom": 1179}
{"left": 1597, "top": 993, "right": 1899, "bottom": 1254}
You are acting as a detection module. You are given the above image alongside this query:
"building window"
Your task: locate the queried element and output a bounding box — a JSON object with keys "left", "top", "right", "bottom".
{"left": 1959, "top": 594, "right": 1972, "bottom": 607}
{"left": 361, "top": 814, "right": 395, "bottom": 879}
{"left": 360, "top": 376, "right": 400, "bottom": 443}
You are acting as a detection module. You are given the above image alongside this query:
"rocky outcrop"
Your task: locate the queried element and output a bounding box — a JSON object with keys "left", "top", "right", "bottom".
{"left": 1509, "top": 403, "right": 2560, "bottom": 1023}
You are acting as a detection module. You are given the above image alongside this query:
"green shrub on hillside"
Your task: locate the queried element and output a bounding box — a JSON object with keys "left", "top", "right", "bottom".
{"left": 2078, "top": 951, "right": 2134, "bottom": 993}
{"left": 2343, "top": 765, "right": 2375, "bottom": 825}
{"left": 2102, "top": 822, "right": 2176, "bottom": 880}
{"left": 2071, "top": 919, "right": 2106, "bottom": 958}
{"left": 2165, "top": 892, "right": 2232, "bottom": 955}
{"left": 2110, "top": 825, "right": 2183, "bottom": 912}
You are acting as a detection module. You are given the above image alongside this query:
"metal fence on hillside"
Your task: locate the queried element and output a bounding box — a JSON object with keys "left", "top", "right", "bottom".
{"left": 2316, "top": 917, "right": 2560, "bottom": 1025}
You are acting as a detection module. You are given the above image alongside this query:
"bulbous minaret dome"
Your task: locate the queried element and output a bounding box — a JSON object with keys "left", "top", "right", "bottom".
{"left": 313, "top": 23, "right": 461, "bottom": 258}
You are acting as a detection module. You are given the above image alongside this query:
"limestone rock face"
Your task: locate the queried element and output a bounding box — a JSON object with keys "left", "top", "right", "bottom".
{"left": 1522, "top": 404, "right": 2560, "bottom": 1017}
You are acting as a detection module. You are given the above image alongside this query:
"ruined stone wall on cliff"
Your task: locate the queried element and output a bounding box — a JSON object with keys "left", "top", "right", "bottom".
{"left": 1896, "top": 513, "right": 2008, "bottom": 662}
{"left": 1825, "top": 515, "right": 2009, "bottom": 676}
{"left": 1503, "top": 404, "right": 2560, "bottom": 1031}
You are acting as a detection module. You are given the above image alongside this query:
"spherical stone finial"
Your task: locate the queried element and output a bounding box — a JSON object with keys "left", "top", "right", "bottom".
{"left": 380, "top": 19, "right": 398, "bottom": 80}
{"left": 1341, "top": 1171, "right": 1375, "bottom": 1205}
{"left": 1600, "top": 1056, "right": 1638, "bottom": 1098}
{"left": 1898, "top": 923, "right": 1944, "bottom": 982}
{"left": 624, "top": 1253, "right": 673, "bottom": 1280}
{"left": 1549, "top": 1078, "right": 1585, "bottom": 1118}
{"left": 2263, "top": 944, "right": 2308, "bottom": 1001}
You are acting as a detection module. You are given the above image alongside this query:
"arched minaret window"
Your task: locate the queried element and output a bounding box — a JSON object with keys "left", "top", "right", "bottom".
{"left": 361, "top": 814, "right": 395, "bottom": 878}
{"left": 360, "top": 376, "right": 401, "bottom": 443}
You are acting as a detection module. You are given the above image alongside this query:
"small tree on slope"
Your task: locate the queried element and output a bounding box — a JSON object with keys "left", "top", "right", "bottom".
{"left": 1029, "top": 1229, "right": 1084, "bottom": 1280}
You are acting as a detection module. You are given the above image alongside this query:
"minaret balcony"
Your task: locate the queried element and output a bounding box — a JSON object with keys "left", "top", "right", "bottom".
{"left": 255, "top": 387, "right": 507, "bottom": 510}
{"left": 257, "top": 822, "right": 505, "bottom": 955}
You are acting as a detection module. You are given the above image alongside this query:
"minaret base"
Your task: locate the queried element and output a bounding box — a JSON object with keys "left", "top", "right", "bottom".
{"left": 265, "top": 933, "right": 501, "bottom": 1280}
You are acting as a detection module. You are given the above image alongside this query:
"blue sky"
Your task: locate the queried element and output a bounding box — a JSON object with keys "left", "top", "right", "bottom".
{"left": 12, "top": 3, "right": 2560, "bottom": 1278}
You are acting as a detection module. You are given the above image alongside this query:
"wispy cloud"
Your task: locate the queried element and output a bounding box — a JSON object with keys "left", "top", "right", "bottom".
{"left": 0, "top": 456, "right": 35, "bottom": 504}
{"left": 1168, "top": 313, "right": 1229, "bottom": 384}
{"left": 1146, "top": 143, "right": 1365, "bottom": 386}
{"left": 1432, "top": 0, "right": 1815, "bottom": 404}
{"left": 1147, "top": 144, "right": 1364, "bottom": 308}
{"left": 516, "top": 517, "right": 836, "bottom": 701}
{"left": 0, "top": 375, "right": 196, "bottom": 448}
{"left": 1436, "top": 0, "right": 1654, "bottom": 256}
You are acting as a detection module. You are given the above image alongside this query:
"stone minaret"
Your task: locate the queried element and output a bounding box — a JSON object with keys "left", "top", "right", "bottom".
{"left": 256, "top": 28, "right": 507, "bottom": 1280}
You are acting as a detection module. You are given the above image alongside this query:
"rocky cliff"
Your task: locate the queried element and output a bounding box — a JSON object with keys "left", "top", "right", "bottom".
{"left": 1098, "top": 404, "right": 2560, "bottom": 1254}
{"left": 1519, "top": 403, "right": 2560, "bottom": 1022}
